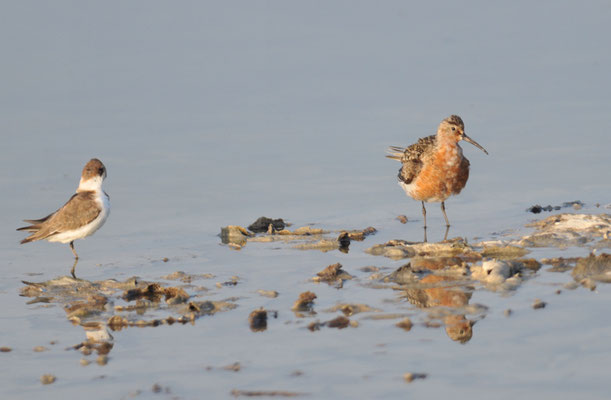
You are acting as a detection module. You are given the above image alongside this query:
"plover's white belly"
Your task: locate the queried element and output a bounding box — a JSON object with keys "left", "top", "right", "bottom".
{"left": 49, "top": 193, "right": 110, "bottom": 244}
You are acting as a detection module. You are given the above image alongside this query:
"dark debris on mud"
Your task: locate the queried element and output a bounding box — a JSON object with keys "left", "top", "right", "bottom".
{"left": 527, "top": 200, "right": 584, "bottom": 214}
{"left": 220, "top": 216, "right": 376, "bottom": 252}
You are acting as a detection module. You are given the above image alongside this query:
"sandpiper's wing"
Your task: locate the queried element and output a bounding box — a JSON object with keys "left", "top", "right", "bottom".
{"left": 18, "top": 192, "right": 101, "bottom": 243}
{"left": 451, "top": 156, "right": 471, "bottom": 195}
{"left": 386, "top": 135, "right": 436, "bottom": 185}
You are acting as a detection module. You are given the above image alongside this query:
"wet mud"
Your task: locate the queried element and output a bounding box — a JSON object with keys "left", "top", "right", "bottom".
{"left": 14, "top": 212, "right": 611, "bottom": 395}
{"left": 20, "top": 273, "right": 238, "bottom": 364}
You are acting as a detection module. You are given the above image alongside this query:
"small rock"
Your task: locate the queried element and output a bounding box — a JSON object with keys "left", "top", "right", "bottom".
{"left": 248, "top": 217, "right": 286, "bottom": 233}
{"left": 313, "top": 263, "right": 353, "bottom": 284}
{"left": 346, "top": 227, "right": 377, "bottom": 241}
{"left": 396, "top": 318, "right": 413, "bottom": 331}
{"left": 152, "top": 383, "right": 163, "bottom": 393}
{"left": 80, "top": 358, "right": 91, "bottom": 366}
{"left": 532, "top": 299, "right": 546, "bottom": 309}
{"left": 249, "top": 308, "right": 268, "bottom": 332}
{"left": 41, "top": 374, "right": 56, "bottom": 385}
{"left": 397, "top": 215, "right": 408, "bottom": 224}
{"left": 220, "top": 225, "right": 252, "bottom": 247}
{"left": 527, "top": 205, "right": 543, "bottom": 213}
{"left": 33, "top": 346, "right": 48, "bottom": 352}
{"left": 337, "top": 232, "right": 351, "bottom": 251}
{"left": 326, "top": 316, "right": 350, "bottom": 329}
{"left": 292, "top": 226, "right": 325, "bottom": 235}
{"left": 257, "top": 290, "right": 278, "bottom": 298}
{"left": 404, "top": 372, "right": 427, "bottom": 382}
{"left": 292, "top": 292, "right": 316, "bottom": 312}
{"left": 96, "top": 355, "right": 108, "bottom": 365}
{"left": 0, "top": 347, "right": 12, "bottom": 352}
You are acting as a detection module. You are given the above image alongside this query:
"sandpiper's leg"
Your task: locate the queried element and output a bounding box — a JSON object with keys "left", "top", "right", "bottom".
{"left": 69, "top": 241, "right": 79, "bottom": 259}
{"left": 441, "top": 201, "right": 450, "bottom": 227}
{"left": 421, "top": 201, "right": 427, "bottom": 228}
{"left": 70, "top": 258, "right": 78, "bottom": 279}
{"left": 443, "top": 225, "right": 450, "bottom": 242}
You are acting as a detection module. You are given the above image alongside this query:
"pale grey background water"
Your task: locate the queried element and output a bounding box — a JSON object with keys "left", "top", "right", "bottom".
{"left": 1, "top": 1, "right": 610, "bottom": 399}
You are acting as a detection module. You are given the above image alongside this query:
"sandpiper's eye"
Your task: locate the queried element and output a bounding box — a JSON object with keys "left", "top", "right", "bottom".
{"left": 99, "top": 168, "right": 105, "bottom": 175}
{"left": 451, "top": 127, "right": 456, "bottom": 131}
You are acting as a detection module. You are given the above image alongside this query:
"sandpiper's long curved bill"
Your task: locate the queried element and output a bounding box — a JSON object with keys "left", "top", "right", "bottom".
{"left": 462, "top": 133, "right": 488, "bottom": 155}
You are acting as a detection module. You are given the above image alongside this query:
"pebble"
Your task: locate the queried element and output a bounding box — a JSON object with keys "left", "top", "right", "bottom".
{"left": 40, "top": 374, "right": 56, "bottom": 385}
{"left": 395, "top": 318, "right": 413, "bottom": 331}
{"left": 532, "top": 299, "right": 546, "bottom": 309}
{"left": 403, "top": 372, "right": 427, "bottom": 382}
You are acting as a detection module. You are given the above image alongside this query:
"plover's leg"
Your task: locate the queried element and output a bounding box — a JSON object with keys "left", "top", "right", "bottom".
{"left": 421, "top": 201, "right": 427, "bottom": 228}
{"left": 441, "top": 201, "right": 450, "bottom": 227}
{"left": 443, "top": 225, "right": 450, "bottom": 242}
{"left": 69, "top": 241, "right": 79, "bottom": 259}
{"left": 70, "top": 258, "right": 78, "bottom": 279}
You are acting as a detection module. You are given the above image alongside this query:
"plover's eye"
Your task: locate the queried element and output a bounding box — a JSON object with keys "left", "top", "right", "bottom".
{"left": 98, "top": 168, "right": 105, "bottom": 175}
{"left": 451, "top": 127, "right": 456, "bottom": 131}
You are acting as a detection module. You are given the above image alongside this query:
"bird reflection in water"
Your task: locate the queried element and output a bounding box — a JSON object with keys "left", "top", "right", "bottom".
{"left": 395, "top": 257, "right": 478, "bottom": 343}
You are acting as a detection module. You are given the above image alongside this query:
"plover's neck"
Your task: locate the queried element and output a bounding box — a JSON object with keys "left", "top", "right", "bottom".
{"left": 77, "top": 176, "right": 104, "bottom": 193}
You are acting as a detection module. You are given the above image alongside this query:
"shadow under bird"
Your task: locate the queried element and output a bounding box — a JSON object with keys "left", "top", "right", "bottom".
{"left": 17, "top": 159, "right": 110, "bottom": 276}
{"left": 387, "top": 115, "right": 488, "bottom": 235}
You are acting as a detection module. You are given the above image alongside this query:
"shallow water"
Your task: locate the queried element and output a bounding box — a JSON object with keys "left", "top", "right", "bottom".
{"left": 1, "top": 1, "right": 610, "bottom": 399}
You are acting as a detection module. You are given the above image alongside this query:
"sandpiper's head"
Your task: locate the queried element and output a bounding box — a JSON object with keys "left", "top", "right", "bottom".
{"left": 438, "top": 115, "right": 488, "bottom": 155}
{"left": 78, "top": 159, "right": 107, "bottom": 191}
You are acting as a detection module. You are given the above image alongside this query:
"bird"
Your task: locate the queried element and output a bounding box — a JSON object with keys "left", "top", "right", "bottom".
{"left": 17, "top": 159, "right": 110, "bottom": 276}
{"left": 387, "top": 115, "right": 488, "bottom": 233}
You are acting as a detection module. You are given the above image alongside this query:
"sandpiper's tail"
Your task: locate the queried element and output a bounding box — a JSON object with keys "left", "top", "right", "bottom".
{"left": 386, "top": 146, "right": 406, "bottom": 161}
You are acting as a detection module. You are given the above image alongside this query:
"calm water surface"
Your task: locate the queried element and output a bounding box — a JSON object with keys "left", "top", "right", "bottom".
{"left": 1, "top": 2, "right": 610, "bottom": 399}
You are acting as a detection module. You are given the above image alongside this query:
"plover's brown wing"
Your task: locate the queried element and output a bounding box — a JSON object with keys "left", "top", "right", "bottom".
{"left": 16, "top": 199, "right": 76, "bottom": 233}
{"left": 21, "top": 212, "right": 55, "bottom": 226}
{"left": 394, "top": 135, "right": 436, "bottom": 185}
{"left": 18, "top": 192, "right": 101, "bottom": 243}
